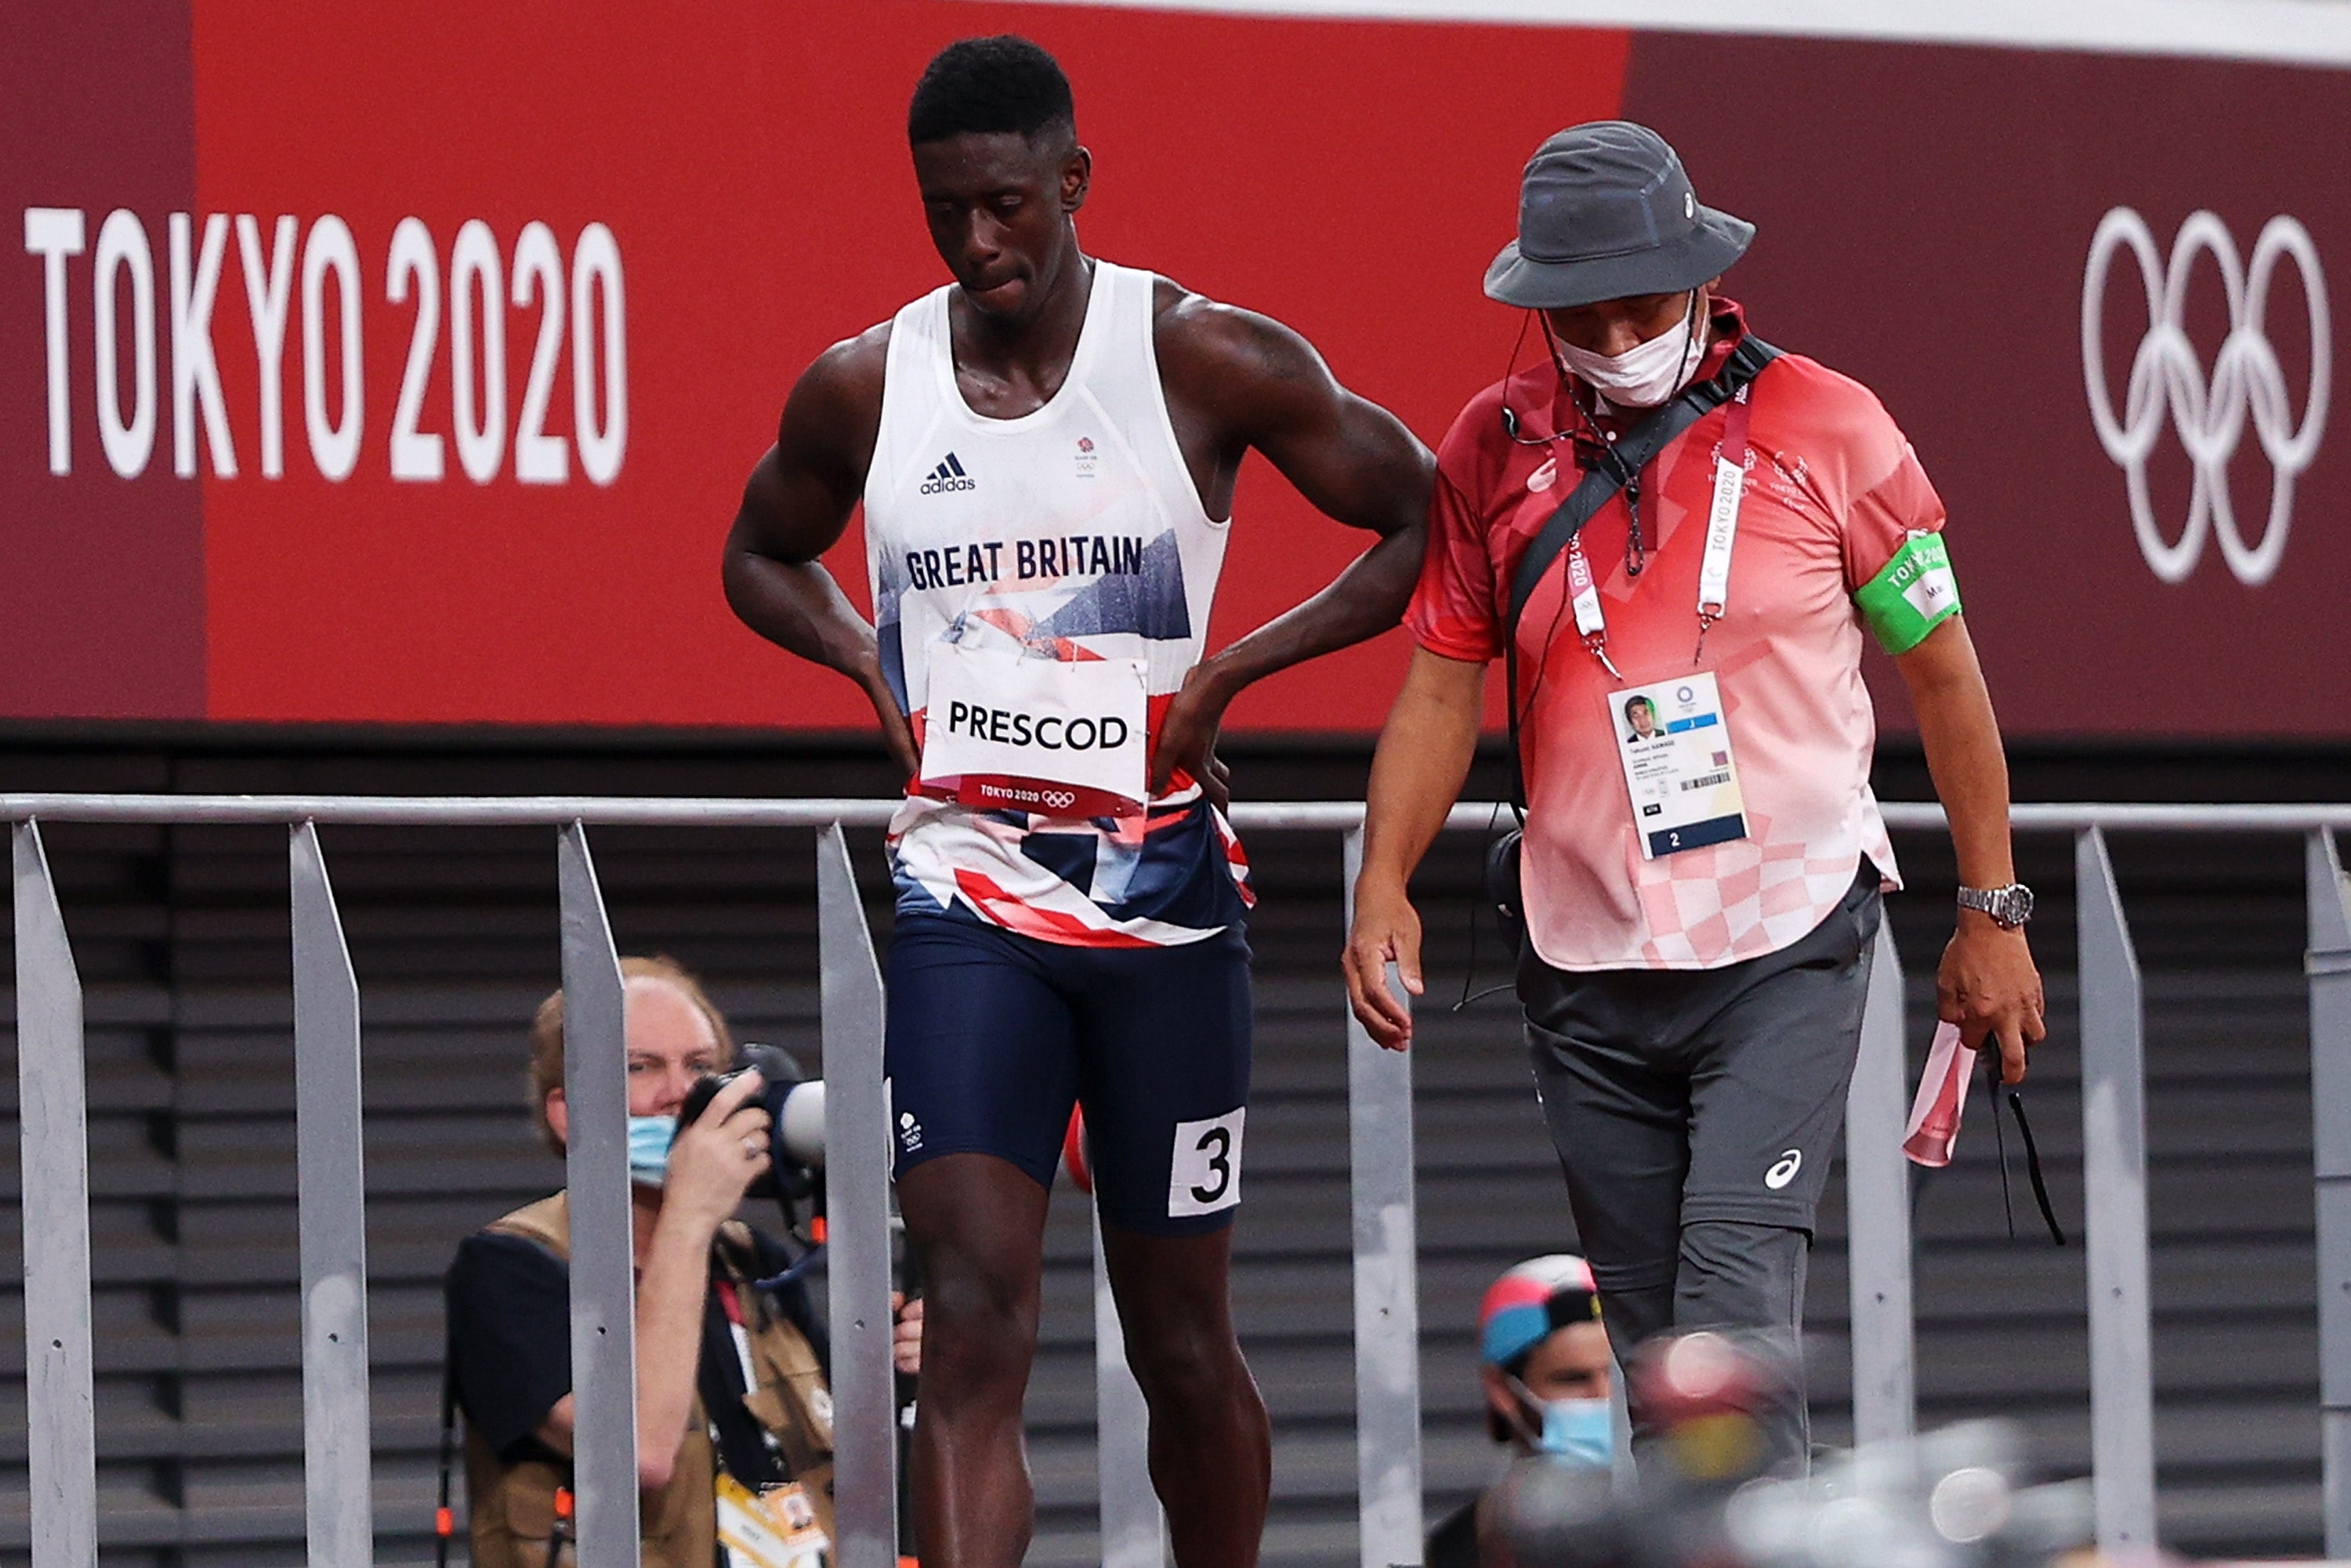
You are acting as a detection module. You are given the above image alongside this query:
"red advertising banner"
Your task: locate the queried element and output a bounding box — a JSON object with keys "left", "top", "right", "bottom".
{"left": 5, "top": 1, "right": 2346, "bottom": 737}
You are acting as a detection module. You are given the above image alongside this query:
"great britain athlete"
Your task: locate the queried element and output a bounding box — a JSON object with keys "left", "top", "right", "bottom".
{"left": 722, "top": 37, "right": 1433, "bottom": 1568}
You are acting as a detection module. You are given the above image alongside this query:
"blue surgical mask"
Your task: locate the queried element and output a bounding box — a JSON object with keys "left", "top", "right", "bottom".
{"left": 627, "top": 1115, "right": 678, "bottom": 1186}
{"left": 1508, "top": 1372, "right": 1616, "bottom": 1468}
{"left": 1535, "top": 1396, "right": 1616, "bottom": 1467}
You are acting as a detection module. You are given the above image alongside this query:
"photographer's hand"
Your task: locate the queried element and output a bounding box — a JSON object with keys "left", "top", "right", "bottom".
{"left": 661, "top": 1070, "right": 772, "bottom": 1230}
{"left": 628, "top": 1070, "right": 769, "bottom": 1490}
{"left": 892, "top": 1292, "right": 924, "bottom": 1378}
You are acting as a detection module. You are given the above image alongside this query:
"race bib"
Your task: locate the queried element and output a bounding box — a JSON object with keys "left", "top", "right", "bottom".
{"left": 715, "top": 1474, "right": 828, "bottom": 1568}
{"left": 1609, "top": 672, "right": 1749, "bottom": 860}
{"left": 918, "top": 639, "right": 1150, "bottom": 817}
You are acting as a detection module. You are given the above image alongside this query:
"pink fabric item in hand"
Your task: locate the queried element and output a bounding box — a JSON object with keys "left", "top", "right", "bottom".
{"left": 1902, "top": 1020, "right": 1976, "bottom": 1168}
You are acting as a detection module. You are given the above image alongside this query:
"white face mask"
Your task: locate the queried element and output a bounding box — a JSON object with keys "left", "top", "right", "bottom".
{"left": 1553, "top": 294, "right": 1705, "bottom": 409}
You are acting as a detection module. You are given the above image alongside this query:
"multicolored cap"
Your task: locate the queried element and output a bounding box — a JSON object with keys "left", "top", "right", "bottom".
{"left": 1479, "top": 1253, "right": 1602, "bottom": 1368}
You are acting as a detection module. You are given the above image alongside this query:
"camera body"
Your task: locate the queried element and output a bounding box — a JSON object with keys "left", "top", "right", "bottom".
{"left": 678, "top": 1043, "right": 825, "bottom": 1218}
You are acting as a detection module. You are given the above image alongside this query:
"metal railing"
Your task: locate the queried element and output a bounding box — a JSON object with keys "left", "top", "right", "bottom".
{"left": 5, "top": 793, "right": 2349, "bottom": 1567}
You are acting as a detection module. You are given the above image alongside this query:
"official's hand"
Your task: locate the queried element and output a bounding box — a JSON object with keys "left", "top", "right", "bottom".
{"left": 1344, "top": 878, "right": 1423, "bottom": 1052}
{"left": 661, "top": 1070, "right": 771, "bottom": 1230}
{"left": 1938, "top": 918, "right": 2046, "bottom": 1084}
{"left": 891, "top": 1292, "right": 924, "bottom": 1378}
{"left": 1148, "top": 662, "right": 1234, "bottom": 811}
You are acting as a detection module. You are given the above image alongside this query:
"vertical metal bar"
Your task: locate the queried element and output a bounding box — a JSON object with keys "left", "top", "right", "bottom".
{"left": 558, "top": 822, "right": 640, "bottom": 1568}
{"left": 817, "top": 823, "right": 897, "bottom": 1568}
{"left": 1094, "top": 1208, "right": 1165, "bottom": 1568}
{"left": 1607, "top": 1353, "right": 1635, "bottom": 1494}
{"left": 2308, "top": 828, "right": 2351, "bottom": 1558}
{"left": 2077, "top": 827, "right": 2156, "bottom": 1555}
{"left": 1342, "top": 827, "right": 1423, "bottom": 1568}
{"left": 290, "top": 823, "right": 375, "bottom": 1568}
{"left": 1846, "top": 919, "right": 1915, "bottom": 1444}
{"left": 13, "top": 821, "right": 96, "bottom": 1568}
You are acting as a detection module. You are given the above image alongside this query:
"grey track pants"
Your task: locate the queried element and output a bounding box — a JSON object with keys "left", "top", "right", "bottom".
{"left": 1518, "top": 864, "right": 1882, "bottom": 1472}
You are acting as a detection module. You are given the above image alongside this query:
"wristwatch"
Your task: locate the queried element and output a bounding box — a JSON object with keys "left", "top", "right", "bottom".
{"left": 1957, "top": 882, "right": 2035, "bottom": 929}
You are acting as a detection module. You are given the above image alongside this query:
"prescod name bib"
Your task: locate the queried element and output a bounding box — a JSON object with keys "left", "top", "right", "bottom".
{"left": 918, "top": 639, "right": 1150, "bottom": 817}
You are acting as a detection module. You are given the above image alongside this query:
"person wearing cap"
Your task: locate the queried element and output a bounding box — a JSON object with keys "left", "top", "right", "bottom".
{"left": 1345, "top": 121, "right": 2044, "bottom": 1471}
{"left": 1428, "top": 1255, "right": 1614, "bottom": 1568}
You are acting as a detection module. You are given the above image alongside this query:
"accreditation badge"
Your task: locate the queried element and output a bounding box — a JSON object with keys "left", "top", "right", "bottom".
{"left": 1607, "top": 672, "right": 1749, "bottom": 859}
{"left": 715, "top": 1472, "right": 829, "bottom": 1568}
{"left": 917, "top": 639, "right": 1150, "bottom": 817}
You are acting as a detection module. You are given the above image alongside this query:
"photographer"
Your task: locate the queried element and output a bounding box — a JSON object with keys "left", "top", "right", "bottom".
{"left": 1428, "top": 1255, "right": 1614, "bottom": 1568}
{"left": 444, "top": 955, "right": 922, "bottom": 1568}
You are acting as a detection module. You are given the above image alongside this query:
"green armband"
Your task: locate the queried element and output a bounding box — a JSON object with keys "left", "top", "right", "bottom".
{"left": 1855, "top": 531, "right": 1962, "bottom": 654}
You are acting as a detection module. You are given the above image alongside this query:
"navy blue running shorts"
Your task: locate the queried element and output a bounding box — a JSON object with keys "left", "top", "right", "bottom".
{"left": 884, "top": 913, "right": 1252, "bottom": 1237}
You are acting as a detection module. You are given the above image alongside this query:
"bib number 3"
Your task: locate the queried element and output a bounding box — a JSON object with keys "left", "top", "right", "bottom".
{"left": 1167, "top": 1108, "right": 1245, "bottom": 1219}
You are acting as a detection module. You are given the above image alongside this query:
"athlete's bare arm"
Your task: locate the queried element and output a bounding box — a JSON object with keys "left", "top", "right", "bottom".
{"left": 1147, "top": 281, "right": 1436, "bottom": 797}
{"left": 721, "top": 325, "right": 922, "bottom": 777}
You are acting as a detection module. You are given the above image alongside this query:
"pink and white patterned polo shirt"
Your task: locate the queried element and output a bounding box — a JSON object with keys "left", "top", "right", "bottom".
{"left": 1407, "top": 301, "right": 1946, "bottom": 971}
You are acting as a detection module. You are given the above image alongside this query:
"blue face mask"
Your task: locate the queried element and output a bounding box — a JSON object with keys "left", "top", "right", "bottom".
{"left": 1507, "top": 1372, "right": 1616, "bottom": 1468}
{"left": 627, "top": 1115, "right": 678, "bottom": 1186}
{"left": 1536, "top": 1396, "right": 1615, "bottom": 1467}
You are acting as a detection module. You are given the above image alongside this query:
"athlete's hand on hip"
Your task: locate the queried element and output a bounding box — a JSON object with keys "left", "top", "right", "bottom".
{"left": 1938, "top": 919, "right": 2045, "bottom": 1085}
{"left": 1344, "top": 878, "right": 1423, "bottom": 1051}
{"left": 663, "top": 1070, "right": 772, "bottom": 1230}
{"left": 1149, "top": 662, "right": 1234, "bottom": 811}
{"left": 860, "top": 676, "right": 922, "bottom": 783}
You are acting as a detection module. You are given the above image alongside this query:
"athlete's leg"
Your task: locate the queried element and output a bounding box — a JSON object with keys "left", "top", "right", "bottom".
{"left": 899, "top": 1157, "right": 1052, "bottom": 1567}
{"left": 1074, "top": 926, "right": 1264, "bottom": 1565}
{"left": 886, "top": 916, "right": 1081, "bottom": 1568}
{"left": 1099, "top": 1223, "right": 1270, "bottom": 1568}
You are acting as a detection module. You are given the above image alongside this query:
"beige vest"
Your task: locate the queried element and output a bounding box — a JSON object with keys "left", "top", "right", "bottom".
{"left": 462, "top": 1194, "right": 837, "bottom": 1568}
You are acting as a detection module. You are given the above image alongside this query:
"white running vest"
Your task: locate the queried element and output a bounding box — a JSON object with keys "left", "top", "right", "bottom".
{"left": 864, "top": 260, "right": 1248, "bottom": 947}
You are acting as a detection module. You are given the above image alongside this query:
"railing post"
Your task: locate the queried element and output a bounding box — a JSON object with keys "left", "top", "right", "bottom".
{"left": 817, "top": 824, "right": 898, "bottom": 1568}
{"left": 557, "top": 822, "right": 641, "bottom": 1568}
{"left": 290, "top": 823, "right": 375, "bottom": 1568}
{"left": 1846, "top": 919, "right": 1915, "bottom": 1444}
{"left": 2077, "top": 827, "right": 2156, "bottom": 1555}
{"left": 13, "top": 821, "right": 97, "bottom": 1568}
{"left": 2309, "top": 828, "right": 2351, "bottom": 1558}
{"left": 1094, "top": 1209, "right": 1165, "bottom": 1568}
{"left": 1342, "top": 826, "right": 1423, "bottom": 1568}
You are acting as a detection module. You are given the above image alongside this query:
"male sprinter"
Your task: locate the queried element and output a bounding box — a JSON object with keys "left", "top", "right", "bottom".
{"left": 722, "top": 37, "right": 1431, "bottom": 1567}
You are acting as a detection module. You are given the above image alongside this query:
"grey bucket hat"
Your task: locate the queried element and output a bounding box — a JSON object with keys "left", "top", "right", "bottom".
{"left": 1484, "top": 121, "right": 1754, "bottom": 310}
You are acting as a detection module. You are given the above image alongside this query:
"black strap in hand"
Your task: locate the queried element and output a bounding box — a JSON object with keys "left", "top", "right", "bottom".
{"left": 1500, "top": 336, "right": 1780, "bottom": 807}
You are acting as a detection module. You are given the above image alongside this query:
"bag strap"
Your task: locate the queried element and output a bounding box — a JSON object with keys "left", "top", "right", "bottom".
{"left": 1500, "top": 335, "right": 1780, "bottom": 807}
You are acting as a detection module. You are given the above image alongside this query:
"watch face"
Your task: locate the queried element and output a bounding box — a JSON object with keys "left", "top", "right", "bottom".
{"left": 2005, "top": 885, "right": 2036, "bottom": 925}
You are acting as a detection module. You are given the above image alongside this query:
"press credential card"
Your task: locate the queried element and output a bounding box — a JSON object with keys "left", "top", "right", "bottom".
{"left": 1608, "top": 671, "right": 1748, "bottom": 860}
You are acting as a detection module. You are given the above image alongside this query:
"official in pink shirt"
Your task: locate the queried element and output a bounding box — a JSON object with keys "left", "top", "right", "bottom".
{"left": 1345, "top": 121, "right": 2046, "bottom": 1472}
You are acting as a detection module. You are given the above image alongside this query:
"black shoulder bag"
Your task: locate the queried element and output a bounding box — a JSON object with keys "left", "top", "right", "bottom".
{"left": 1484, "top": 337, "right": 1781, "bottom": 947}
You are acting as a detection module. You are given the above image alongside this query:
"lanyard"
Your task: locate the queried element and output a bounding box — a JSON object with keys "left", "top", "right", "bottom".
{"left": 1564, "top": 383, "right": 1755, "bottom": 675}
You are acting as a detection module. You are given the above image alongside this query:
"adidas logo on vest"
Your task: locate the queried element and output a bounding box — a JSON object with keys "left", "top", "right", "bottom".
{"left": 918, "top": 452, "right": 976, "bottom": 494}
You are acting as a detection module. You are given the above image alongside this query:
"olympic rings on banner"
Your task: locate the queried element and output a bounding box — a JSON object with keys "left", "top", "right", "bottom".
{"left": 2081, "top": 206, "right": 2330, "bottom": 585}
